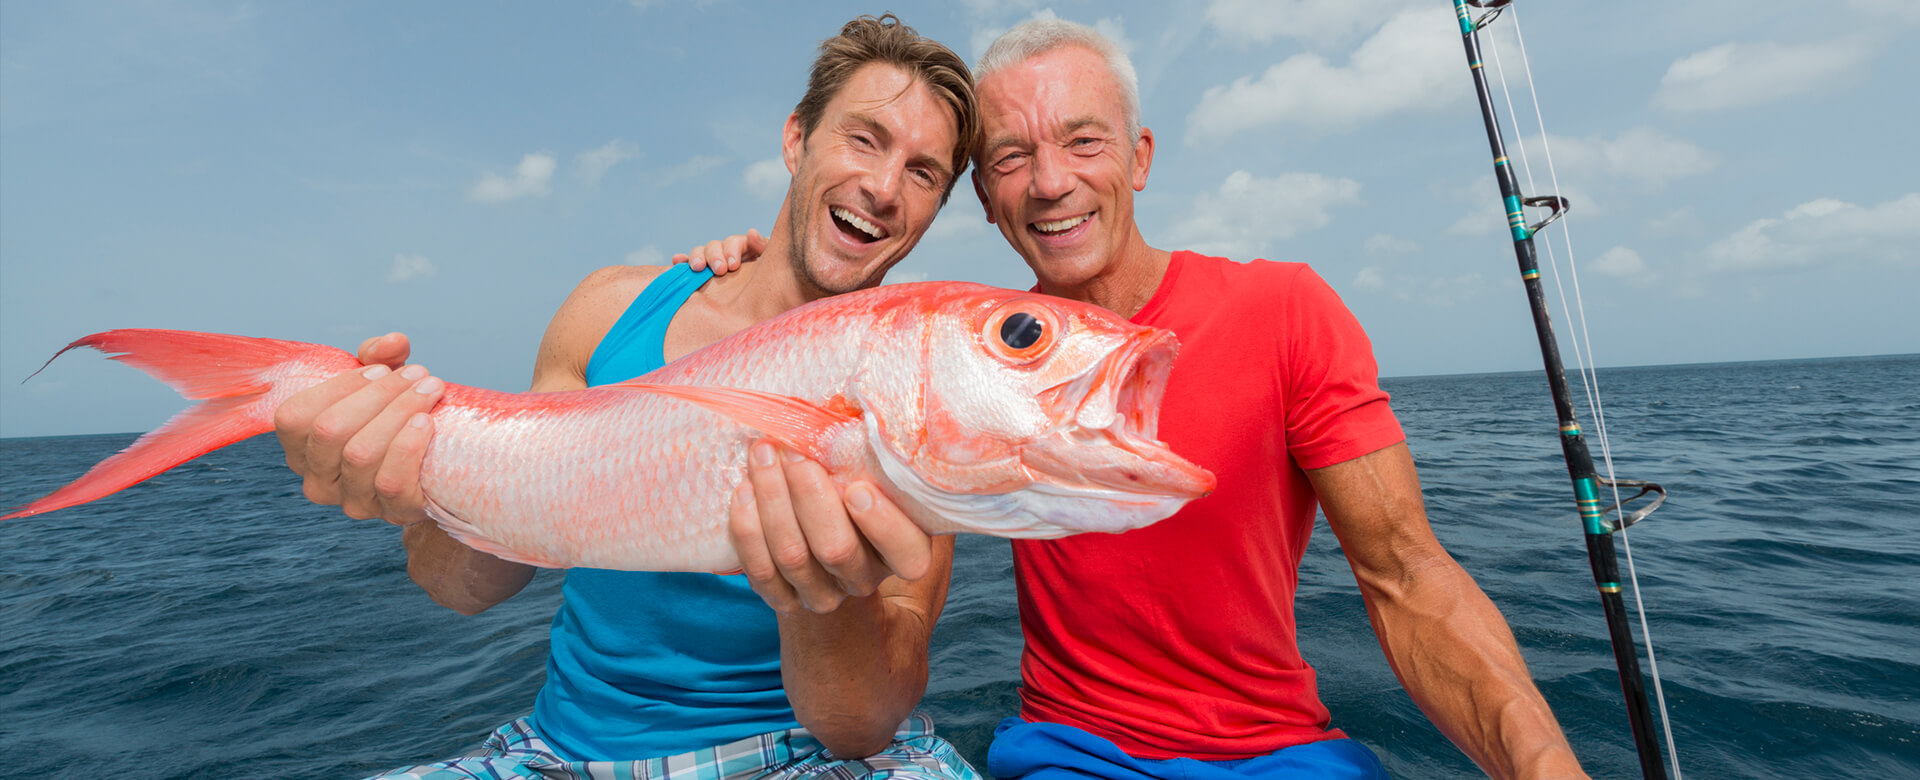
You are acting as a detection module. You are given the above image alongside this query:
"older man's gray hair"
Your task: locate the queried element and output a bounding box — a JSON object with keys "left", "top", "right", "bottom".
{"left": 975, "top": 18, "right": 1141, "bottom": 144}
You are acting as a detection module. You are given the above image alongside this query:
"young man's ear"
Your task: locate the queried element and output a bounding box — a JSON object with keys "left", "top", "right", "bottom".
{"left": 782, "top": 113, "right": 806, "bottom": 175}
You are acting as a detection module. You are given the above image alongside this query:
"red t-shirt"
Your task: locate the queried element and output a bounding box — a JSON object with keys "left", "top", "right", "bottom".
{"left": 1012, "top": 251, "right": 1406, "bottom": 760}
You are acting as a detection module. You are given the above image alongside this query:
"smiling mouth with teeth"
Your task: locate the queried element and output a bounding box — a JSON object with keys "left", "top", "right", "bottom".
{"left": 831, "top": 207, "right": 885, "bottom": 242}
{"left": 1032, "top": 213, "right": 1091, "bottom": 235}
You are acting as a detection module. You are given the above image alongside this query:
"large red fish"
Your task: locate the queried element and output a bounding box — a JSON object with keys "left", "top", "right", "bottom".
{"left": 5, "top": 282, "right": 1214, "bottom": 571}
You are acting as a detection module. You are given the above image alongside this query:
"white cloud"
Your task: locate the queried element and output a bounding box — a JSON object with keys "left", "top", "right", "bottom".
{"left": 1704, "top": 193, "right": 1920, "bottom": 272}
{"left": 1654, "top": 38, "right": 1872, "bottom": 113}
{"left": 1591, "top": 246, "right": 1652, "bottom": 286}
{"left": 1848, "top": 0, "right": 1920, "bottom": 23}
{"left": 926, "top": 202, "right": 991, "bottom": 241}
{"left": 1364, "top": 233, "right": 1418, "bottom": 256}
{"left": 1347, "top": 267, "right": 1500, "bottom": 305}
{"left": 1354, "top": 266, "right": 1387, "bottom": 291}
{"left": 743, "top": 158, "right": 789, "bottom": 200}
{"left": 654, "top": 154, "right": 728, "bottom": 189}
{"left": 1204, "top": 0, "right": 1422, "bottom": 46}
{"left": 388, "top": 253, "right": 437, "bottom": 283}
{"left": 1517, "top": 127, "right": 1718, "bottom": 189}
{"left": 575, "top": 140, "right": 638, "bottom": 183}
{"left": 469, "top": 152, "right": 555, "bottom": 203}
{"left": 1185, "top": 8, "right": 1465, "bottom": 144}
{"left": 626, "top": 245, "right": 665, "bottom": 266}
{"left": 969, "top": 9, "right": 1132, "bottom": 65}
{"left": 1165, "top": 170, "right": 1362, "bottom": 258}
{"left": 1091, "top": 17, "right": 1134, "bottom": 58}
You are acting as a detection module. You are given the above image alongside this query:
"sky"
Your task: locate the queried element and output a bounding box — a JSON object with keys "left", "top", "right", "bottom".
{"left": 3, "top": 0, "right": 1916, "bottom": 438}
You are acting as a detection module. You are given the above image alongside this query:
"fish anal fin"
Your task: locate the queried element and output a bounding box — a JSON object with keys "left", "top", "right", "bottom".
{"left": 424, "top": 500, "right": 569, "bottom": 569}
{"left": 607, "top": 382, "right": 863, "bottom": 462}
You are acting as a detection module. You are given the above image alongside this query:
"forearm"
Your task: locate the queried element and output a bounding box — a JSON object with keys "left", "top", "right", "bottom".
{"left": 1361, "top": 560, "right": 1585, "bottom": 779}
{"left": 402, "top": 522, "right": 535, "bottom": 615}
{"left": 778, "top": 589, "right": 935, "bottom": 757}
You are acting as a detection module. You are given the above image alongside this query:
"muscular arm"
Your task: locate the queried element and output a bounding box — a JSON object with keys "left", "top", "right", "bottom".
{"left": 777, "top": 534, "right": 953, "bottom": 757}
{"left": 731, "top": 447, "right": 952, "bottom": 757}
{"left": 1311, "top": 443, "right": 1588, "bottom": 780}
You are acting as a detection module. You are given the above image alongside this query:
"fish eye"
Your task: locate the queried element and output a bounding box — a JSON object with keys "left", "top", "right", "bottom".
{"left": 983, "top": 302, "right": 1059, "bottom": 364}
{"left": 1000, "top": 312, "right": 1044, "bottom": 350}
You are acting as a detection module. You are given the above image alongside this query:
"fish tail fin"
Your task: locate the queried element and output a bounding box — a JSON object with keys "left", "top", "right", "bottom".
{"left": 4, "top": 329, "right": 358, "bottom": 520}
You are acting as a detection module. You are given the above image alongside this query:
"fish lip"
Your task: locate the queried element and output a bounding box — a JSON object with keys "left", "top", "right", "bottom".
{"left": 1021, "top": 327, "right": 1215, "bottom": 502}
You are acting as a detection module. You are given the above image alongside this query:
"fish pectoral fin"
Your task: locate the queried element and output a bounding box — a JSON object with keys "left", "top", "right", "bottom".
{"left": 607, "top": 382, "right": 863, "bottom": 461}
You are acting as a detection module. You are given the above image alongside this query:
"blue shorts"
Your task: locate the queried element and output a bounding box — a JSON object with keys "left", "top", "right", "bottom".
{"left": 365, "top": 712, "right": 982, "bottom": 780}
{"left": 987, "top": 718, "right": 1387, "bottom": 780}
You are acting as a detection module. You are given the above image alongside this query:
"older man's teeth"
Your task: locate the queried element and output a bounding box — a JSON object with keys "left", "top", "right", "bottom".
{"left": 832, "top": 207, "right": 884, "bottom": 239}
{"left": 1034, "top": 214, "right": 1090, "bottom": 234}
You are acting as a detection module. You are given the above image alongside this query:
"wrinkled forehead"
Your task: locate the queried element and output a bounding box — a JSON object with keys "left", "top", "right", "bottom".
{"left": 975, "top": 48, "right": 1126, "bottom": 146}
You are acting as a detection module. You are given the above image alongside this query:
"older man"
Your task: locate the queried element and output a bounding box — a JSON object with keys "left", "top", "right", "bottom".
{"left": 690, "top": 17, "right": 1591, "bottom": 780}
{"left": 272, "top": 15, "right": 985, "bottom": 780}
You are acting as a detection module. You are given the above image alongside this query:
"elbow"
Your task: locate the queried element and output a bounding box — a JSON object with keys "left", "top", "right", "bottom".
{"left": 810, "top": 721, "right": 897, "bottom": 760}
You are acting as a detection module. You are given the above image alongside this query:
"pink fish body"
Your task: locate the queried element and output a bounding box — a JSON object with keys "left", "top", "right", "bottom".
{"left": 6, "top": 282, "right": 1215, "bottom": 572}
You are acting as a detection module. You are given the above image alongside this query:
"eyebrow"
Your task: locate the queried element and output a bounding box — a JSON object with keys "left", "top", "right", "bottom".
{"left": 847, "top": 111, "right": 953, "bottom": 183}
{"left": 984, "top": 115, "right": 1114, "bottom": 157}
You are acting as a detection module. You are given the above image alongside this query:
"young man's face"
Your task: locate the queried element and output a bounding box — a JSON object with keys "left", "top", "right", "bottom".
{"left": 973, "top": 45, "right": 1153, "bottom": 292}
{"left": 782, "top": 62, "right": 959, "bottom": 297}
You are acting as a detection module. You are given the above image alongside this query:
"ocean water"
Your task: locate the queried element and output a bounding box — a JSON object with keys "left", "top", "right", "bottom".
{"left": 3, "top": 354, "right": 1917, "bottom": 779}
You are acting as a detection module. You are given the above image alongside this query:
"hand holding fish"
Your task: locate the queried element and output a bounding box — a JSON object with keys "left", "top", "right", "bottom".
{"left": 730, "top": 440, "right": 932, "bottom": 614}
{"left": 272, "top": 332, "right": 442, "bottom": 527}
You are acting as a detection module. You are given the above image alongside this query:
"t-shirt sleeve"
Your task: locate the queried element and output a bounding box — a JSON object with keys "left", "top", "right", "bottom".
{"left": 1278, "top": 264, "right": 1405, "bottom": 469}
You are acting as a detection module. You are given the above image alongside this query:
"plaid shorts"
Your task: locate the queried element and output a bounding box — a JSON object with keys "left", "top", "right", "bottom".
{"left": 365, "top": 712, "right": 982, "bottom": 780}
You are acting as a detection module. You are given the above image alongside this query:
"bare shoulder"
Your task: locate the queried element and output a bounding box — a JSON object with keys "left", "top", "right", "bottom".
{"left": 532, "top": 265, "right": 673, "bottom": 391}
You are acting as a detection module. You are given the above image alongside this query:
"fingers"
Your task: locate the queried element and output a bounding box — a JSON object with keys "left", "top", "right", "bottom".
{"left": 336, "top": 371, "right": 443, "bottom": 524}
{"left": 355, "top": 332, "right": 412, "bottom": 368}
{"left": 672, "top": 239, "right": 721, "bottom": 272}
{"left": 844, "top": 482, "right": 932, "bottom": 582}
{"left": 295, "top": 364, "right": 444, "bottom": 522}
{"left": 729, "top": 441, "right": 897, "bottom": 614}
{"left": 781, "top": 449, "right": 890, "bottom": 597}
{"left": 371, "top": 412, "right": 436, "bottom": 526}
{"left": 276, "top": 365, "right": 374, "bottom": 477}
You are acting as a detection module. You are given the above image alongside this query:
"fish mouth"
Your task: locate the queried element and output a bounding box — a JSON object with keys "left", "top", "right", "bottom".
{"left": 1022, "top": 327, "right": 1216, "bottom": 515}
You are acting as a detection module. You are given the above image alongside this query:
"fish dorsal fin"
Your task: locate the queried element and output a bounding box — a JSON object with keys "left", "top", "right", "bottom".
{"left": 608, "top": 382, "right": 863, "bottom": 461}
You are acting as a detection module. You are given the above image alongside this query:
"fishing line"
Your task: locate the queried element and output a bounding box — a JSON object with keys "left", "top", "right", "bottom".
{"left": 1485, "top": 8, "right": 1683, "bottom": 775}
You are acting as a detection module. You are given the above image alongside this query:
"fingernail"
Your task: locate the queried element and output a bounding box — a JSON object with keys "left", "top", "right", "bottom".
{"left": 847, "top": 484, "right": 873, "bottom": 511}
{"left": 400, "top": 364, "right": 427, "bottom": 381}
{"left": 784, "top": 447, "right": 807, "bottom": 463}
{"left": 414, "top": 377, "right": 443, "bottom": 394}
{"left": 409, "top": 412, "right": 430, "bottom": 429}
{"left": 752, "top": 442, "right": 776, "bottom": 467}
{"left": 362, "top": 365, "right": 391, "bottom": 380}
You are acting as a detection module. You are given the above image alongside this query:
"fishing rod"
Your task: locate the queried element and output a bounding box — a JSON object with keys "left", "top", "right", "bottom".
{"left": 1448, "top": 2, "right": 1673, "bottom": 778}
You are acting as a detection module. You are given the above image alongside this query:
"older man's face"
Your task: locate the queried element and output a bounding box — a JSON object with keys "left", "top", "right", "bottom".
{"left": 973, "top": 45, "right": 1152, "bottom": 291}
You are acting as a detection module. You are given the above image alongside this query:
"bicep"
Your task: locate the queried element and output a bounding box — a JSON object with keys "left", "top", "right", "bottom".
{"left": 1309, "top": 443, "right": 1454, "bottom": 589}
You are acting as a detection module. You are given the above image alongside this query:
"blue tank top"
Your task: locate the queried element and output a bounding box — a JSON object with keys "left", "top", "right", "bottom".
{"left": 529, "top": 264, "right": 795, "bottom": 759}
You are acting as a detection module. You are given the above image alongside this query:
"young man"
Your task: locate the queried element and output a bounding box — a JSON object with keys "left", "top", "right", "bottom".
{"left": 689, "top": 18, "right": 1592, "bottom": 780}
{"left": 272, "top": 16, "right": 984, "bottom": 779}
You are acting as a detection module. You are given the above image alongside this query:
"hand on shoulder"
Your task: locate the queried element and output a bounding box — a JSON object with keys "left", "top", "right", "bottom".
{"left": 671, "top": 229, "right": 766, "bottom": 278}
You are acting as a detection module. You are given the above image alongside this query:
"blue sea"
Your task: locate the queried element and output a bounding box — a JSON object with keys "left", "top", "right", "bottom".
{"left": 4, "top": 354, "right": 1917, "bottom": 779}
